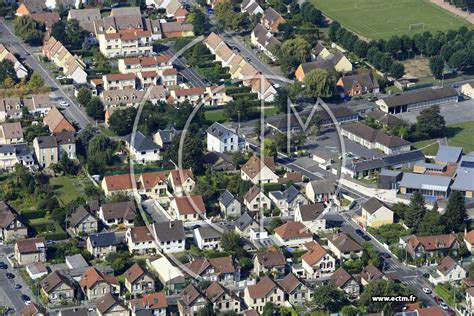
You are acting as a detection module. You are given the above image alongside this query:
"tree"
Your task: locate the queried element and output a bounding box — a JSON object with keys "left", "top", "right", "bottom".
{"left": 187, "top": 8, "right": 210, "bottom": 36}
{"left": 341, "top": 306, "right": 359, "bottom": 316}
{"left": 361, "top": 242, "right": 381, "bottom": 268}
{"left": 274, "top": 87, "right": 289, "bottom": 113}
{"left": 13, "top": 15, "right": 44, "bottom": 45}
{"left": 429, "top": 56, "right": 445, "bottom": 79}
{"left": 263, "top": 139, "right": 277, "bottom": 159}
{"left": 76, "top": 88, "right": 92, "bottom": 107}
{"left": 85, "top": 97, "right": 104, "bottom": 120}
{"left": 0, "top": 60, "right": 18, "bottom": 85}
{"left": 108, "top": 107, "right": 137, "bottom": 136}
{"left": 417, "top": 205, "right": 444, "bottom": 236}
{"left": 220, "top": 231, "right": 242, "bottom": 254}
{"left": 389, "top": 62, "right": 405, "bottom": 79}
{"left": 358, "top": 280, "right": 411, "bottom": 313}
{"left": 28, "top": 73, "right": 44, "bottom": 91}
{"left": 312, "top": 284, "right": 345, "bottom": 312}
{"left": 51, "top": 19, "right": 87, "bottom": 50}
{"left": 415, "top": 105, "right": 446, "bottom": 139}
{"left": 224, "top": 97, "right": 251, "bottom": 122}
{"left": 87, "top": 134, "right": 113, "bottom": 174}
{"left": 197, "top": 303, "right": 216, "bottom": 316}
{"left": 262, "top": 303, "right": 274, "bottom": 316}
{"left": 277, "top": 37, "right": 311, "bottom": 74}
{"left": 404, "top": 192, "right": 426, "bottom": 229}
{"left": 304, "top": 69, "right": 336, "bottom": 98}
{"left": 24, "top": 123, "right": 49, "bottom": 142}
{"left": 301, "top": 2, "right": 323, "bottom": 25}
{"left": 214, "top": 0, "right": 245, "bottom": 31}
{"left": 442, "top": 191, "right": 467, "bottom": 233}
{"left": 168, "top": 131, "right": 204, "bottom": 174}
{"left": 105, "top": 251, "right": 133, "bottom": 274}
{"left": 353, "top": 40, "right": 369, "bottom": 58}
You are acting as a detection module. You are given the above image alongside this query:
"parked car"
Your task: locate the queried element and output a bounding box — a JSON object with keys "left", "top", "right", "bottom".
{"left": 0, "top": 262, "right": 7, "bottom": 269}
{"left": 13, "top": 284, "right": 21, "bottom": 290}
{"left": 422, "top": 288, "right": 431, "bottom": 294}
{"left": 59, "top": 101, "right": 69, "bottom": 107}
{"left": 434, "top": 296, "right": 443, "bottom": 305}
{"left": 362, "top": 235, "right": 371, "bottom": 241}
{"left": 379, "top": 252, "right": 391, "bottom": 259}
{"left": 5, "top": 273, "right": 14, "bottom": 279}
{"left": 355, "top": 229, "right": 364, "bottom": 236}
{"left": 21, "top": 294, "right": 31, "bottom": 305}
{"left": 440, "top": 302, "right": 449, "bottom": 310}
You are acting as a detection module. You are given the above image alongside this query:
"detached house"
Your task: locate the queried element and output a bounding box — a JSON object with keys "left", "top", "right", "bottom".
{"left": 80, "top": 267, "right": 120, "bottom": 301}
{"left": 87, "top": 232, "right": 119, "bottom": 258}
{"left": 124, "top": 263, "right": 155, "bottom": 295}
{"left": 305, "top": 179, "right": 336, "bottom": 203}
{"left": 123, "top": 131, "right": 161, "bottom": 163}
{"left": 254, "top": 250, "right": 286, "bottom": 275}
{"left": 0, "top": 122, "right": 24, "bottom": 144}
{"left": 429, "top": 256, "right": 466, "bottom": 285}
{"left": 273, "top": 221, "right": 313, "bottom": 247}
{"left": 178, "top": 284, "right": 208, "bottom": 316}
{"left": 261, "top": 7, "right": 285, "bottom": 33}
{"left": 40, "top": 271, "right": 75, "bottom": 305}
{"left": 241, "top": 155, "right": 279, "bottom": 184}
{"left": 170, "top": 195, "right": 206, "bottom": 222}
{"left": 327, "top": 233, "right": 363, "bottom": 260}
{"left": 360, "top": 197, "right": 394, "bottom": 228}
{"left": 129, "top": 292, "right": 168, "bottom": 316}
{"left": 185, "top": 256, "right": 238, "bottom": 286}
{"left": 218, "top": 190, "right": 242, "bottom": 219}
{"left": 244, "top": 186, "right": 271, "bottom": 213}
{"left": 244, "top": 276, "right": 285, "bottom": 313}
{"left": 15, "top": 237, "right": 46, "bottom": 265}
{"left": 205, "top": 281, "right": 241, "bottom": 314}
{"left": 95, "top": 293, "right": 128, "bottom": 316}
{"left": 126, "top": 226, "right": 156, "bottom": 255}
{"left": 301, "top": 241, "right": 336, "bottom": 279}
{"left": 168, "top": 169, "right": 195, "bottom": 196}
{"left": 43, "top": 107, "right": 75, "bottom": 135}
{"left": 206, "top": 122, "right": 245, "bottom": 153}
{"left": 277, "top": 273, "right": 311, "bottom": 306}
{"left": 294, "top": 203, "right": 326, "bottom": 232}
{"left": 0, "top": 201, "right": 28, "bottom": 241}
{"left": 330, "top": 268, "right": 360, "bottom": 298}
{"left": 149, "top": 220, "right": 186, "bottom": 254}
{"left": 407, "top": 234, "right": 459, "bottom": 258}
{"left": 99, "top": 201, "right": 137, "bottom": 228}
{"left": 336, "top": 73, "right": 379, "bottom": 97}
{"left": 68, "top": 204, "right": 98, "bottom": 236}
{"left": 269, "top": 185, "right": 307, "bottom": 213}
{"left": 193, "top": 226, "right": 223, "bottom": 250}
{"left": 360, "top": 264, "right": 385, "bottom": 286}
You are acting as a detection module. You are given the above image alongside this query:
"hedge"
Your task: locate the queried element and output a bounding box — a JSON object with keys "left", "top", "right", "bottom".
{"left": 226, "top": 86, "right": 251, "bottom": 95}
{"left": 22, "top": 209, "right": 47, "bottom": 220}
{"left": 231, "top": 92, "right": 258, "bottom": 100}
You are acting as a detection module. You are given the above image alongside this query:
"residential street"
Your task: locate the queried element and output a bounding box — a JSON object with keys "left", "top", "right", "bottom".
{"left": 0, "top": 18, "right": 91, "bottom": 130}
{"left": 162, "top": 47, "right": 207, "bottom": 88}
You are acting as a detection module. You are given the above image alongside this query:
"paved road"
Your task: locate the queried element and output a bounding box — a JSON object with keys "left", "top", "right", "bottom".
{"left": 222, "top": 33, "right": 280, "bottom": 79}
{"left": 163, "top": 47, "right": 207, "bottom": 88}
{"left": 0, "top": 18, "right": 91, "bottom": 129}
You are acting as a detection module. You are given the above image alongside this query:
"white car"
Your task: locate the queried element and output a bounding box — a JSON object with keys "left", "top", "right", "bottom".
{"left": 55, "top": 75, "right": 66, "bottom": 80}
{"left": 59, "top": 101, "right": 69, "bottom": 107}
{"left": 422, "top": 288, "right": 432, "bottom": 294}
{"left": 440, "top": 302, "right": 449, "bottom": 310}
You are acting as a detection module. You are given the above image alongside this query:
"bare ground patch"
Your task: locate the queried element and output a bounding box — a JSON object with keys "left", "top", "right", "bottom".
{"left": 401, "top": 58, "right": 432, "bottom": 78}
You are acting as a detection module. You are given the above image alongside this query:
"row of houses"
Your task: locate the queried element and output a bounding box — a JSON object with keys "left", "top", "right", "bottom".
{"left": 205, "top": 32, "right": 277, "bottom": 102}
{"left": 42, "top": 37, "right": 88, "bottom": 84}
{"left": 0, "top": 94, "right": 51, "bottom": 122}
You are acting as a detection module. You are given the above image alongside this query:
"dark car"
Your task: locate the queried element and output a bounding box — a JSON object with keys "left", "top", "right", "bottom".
{"left": 5, "top": 273, "right": 14, "bottom": 279}
{"left": 362, "top": 235, "right": 371, "bottom": 241}
{"left": 13, "top": 284, "right": 21, "bottom": 290}
{"left": 20, "top": 294, "right": 30, "bottom": 301}
{"left": 0, "top": 262, "right": 7, "bottom": 269}
{"left": 379, "top": 252, "right": 391, "bottom": 259}
{"left": 355, "top": 229, "right": 364, "bottom": 236}
{"left": 434, "top": 296, "right": 443, "bottom": 305}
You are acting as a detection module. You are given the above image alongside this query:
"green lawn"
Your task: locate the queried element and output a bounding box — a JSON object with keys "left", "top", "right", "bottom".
{"left": 413, "top": 120, "right": 474, "bottom": 155}
{"left": 205, "top": 109, "right": 227, "bottom": 123}
{"left": 310, "top": 0, "right": 470, "bottom": 39}
{"left": 50, "top": 176, "right": 89, "bottom": 205}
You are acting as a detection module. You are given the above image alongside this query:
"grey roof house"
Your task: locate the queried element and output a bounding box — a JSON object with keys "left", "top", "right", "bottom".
{"left": 124, "top": 131, "right": 161, "bottom": 163}
{"left": 218, "top": 190, "right": 242, "bottom": 219}
{"left": 399, "top": 173, "right": 452, "bottom": 200}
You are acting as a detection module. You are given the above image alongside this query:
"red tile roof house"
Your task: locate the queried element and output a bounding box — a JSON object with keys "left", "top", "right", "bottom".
{"left": 80, "top": 267, "right": 120, "bottom": 301}
{"left": 243, "top": 276, "right": 285, "bottom": 314}
{"left": 126, "top": 226, "right": 156, "bottom": 255}
{"left": 14, "top": 237, "right": 47, "bottom": 265}
{"left": 95, "top": 293, "right": 128, "bottom": 316}
{"left": 167, "top": 169, "right": 195, "bottom": 196}
{"left": 40, "top": 271, "right": 76, "bottom": 305}
{"left": 464, "top": 229, "right": 474, "bottom": 252}
{"left": 429, "top": 256, "right": 466, "bottom": 285}
{"left": 300, "top": 241, "right": 336, "bottom": 280}
{"left": 43, "top": 106, "right": 75, "bottom": 135}
{"left": 124, "top": 263, "right": 155, "bottom": 295}
{"left": 205, "top": 281, "right": 241, "bottom": 314}
{"left": 128, "top": 292, "right": 168, "bottom": 316}
{"left": 273, "top": 221, "right": 313, "bottom": 247}
{"left": 407, "top": 234, "right": 460, "bottom": 258}
{"left": 169, "top": 195, "right": 206, "bottom": 222}
{"left": 330, "top": 267, "right": 360, "bottom": 298}
{"left": 277, "top": 272, "right": 311, "bottom": 306}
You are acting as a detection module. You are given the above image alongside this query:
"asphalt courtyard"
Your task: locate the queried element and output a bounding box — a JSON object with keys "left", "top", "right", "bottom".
{"left": 395, "top": 99, "right": 474, "bottom": 125}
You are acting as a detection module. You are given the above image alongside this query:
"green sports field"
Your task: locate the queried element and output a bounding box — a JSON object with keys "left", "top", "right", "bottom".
{"left": 310, "top": 0, "right": 470, "bottom": 39}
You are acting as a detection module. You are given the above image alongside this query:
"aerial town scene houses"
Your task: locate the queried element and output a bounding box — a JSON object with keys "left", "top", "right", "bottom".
{"left": 2, "top": 0, "right": 474, "bottom": 315}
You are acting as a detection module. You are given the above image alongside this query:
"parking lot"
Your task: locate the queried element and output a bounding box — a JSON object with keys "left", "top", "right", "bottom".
{"left": 396, "top": 99, "right": 474, "bottom": 125}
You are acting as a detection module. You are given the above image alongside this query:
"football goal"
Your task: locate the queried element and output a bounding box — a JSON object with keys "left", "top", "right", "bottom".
{"left": 409, "top": 23, "right": 426, "bottom": 30}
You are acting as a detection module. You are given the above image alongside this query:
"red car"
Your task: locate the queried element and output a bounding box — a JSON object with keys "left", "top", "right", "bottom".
{"left": 434, "top": 296, "right": 443, "bottom": 305}
{"left": 447, "top": 309, "right": 455, "bottom": 316}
